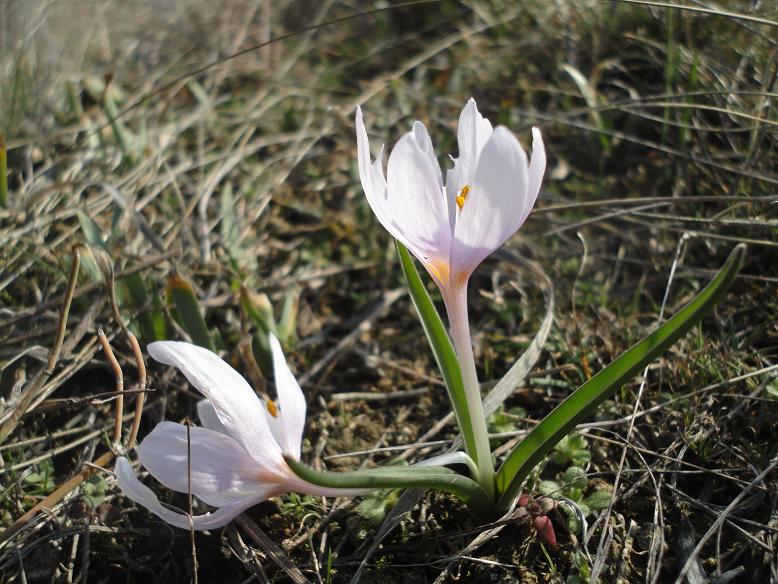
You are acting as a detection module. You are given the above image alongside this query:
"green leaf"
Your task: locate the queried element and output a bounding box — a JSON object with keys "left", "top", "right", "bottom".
{"left": 168, "top": 274, "right": 215, "bottom": 350}
{"left": 78, "top": 211, "right": 107, "bottom": 250}
{"left": 284, "top": 456, "right": 492, "bottom": 517}
{"left": 241, "top": 288, "right": 277, "bottom": 372}
{"left": 563, "top": 466, "right": 587, "bottom": 491}
{"left": 538, "top": 480, "right": 561, "bottom": 497}
{"left": 277, "top": 288, "right": 300, "bottom": 346}
{"left": 396, "top": 242, "right": 477, "bottom": 469}
{"left": 583, "top": 489, "right": 611, "bottom": 511}
{"left": 124, "top": 272, "right": 160, "bottom": 342}
{"left": 496, "top": 245, "right": 746, "bottom": 512}
{"left": 0, "top": 131, "right": 7, "bottom": 208}
{"left": 220, "top": 182, "right": 240, "bottom": 264}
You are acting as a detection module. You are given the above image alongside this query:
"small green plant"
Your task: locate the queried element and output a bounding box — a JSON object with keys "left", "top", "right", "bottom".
{"left": 355, "top": 488, "right": 401, "bottom": 525}
{"left": 549, "top": 434, "right": 592, "bottom": 467}
{"left": 81, "top": 475, "right": 107, "bottom": 508}
{"left": 279, "top": 493, "right": 324, "bottom": 521}
{"left": 23, "top": 460, "right": 56, "bottom": 497}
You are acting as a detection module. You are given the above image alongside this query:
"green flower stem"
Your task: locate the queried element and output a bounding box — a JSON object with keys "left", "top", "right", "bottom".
{"left": 284, "top": 456, "right": 493, "bottom": 517}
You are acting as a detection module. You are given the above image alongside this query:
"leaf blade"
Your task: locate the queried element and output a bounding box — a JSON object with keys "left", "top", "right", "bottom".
{"left": 495, "top": 245, "right": 746, "bottom": 511}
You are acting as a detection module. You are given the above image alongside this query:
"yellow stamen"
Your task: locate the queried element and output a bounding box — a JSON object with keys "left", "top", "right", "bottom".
{"left": 266, "top": 399, "right": 278, "bottom": 418}
{"left": 455, "top": 185, "right": 471, "bottom": 210}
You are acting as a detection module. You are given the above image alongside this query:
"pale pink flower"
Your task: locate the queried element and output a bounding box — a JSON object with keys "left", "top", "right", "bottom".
{"left": 356, "top": 98, "right": 545, "bottom": 298}
{"left": 356, "top": 99, "right": 546, "bottom": 494}
{"left": 116, "top": 335, "right": 368, "bottom": 530}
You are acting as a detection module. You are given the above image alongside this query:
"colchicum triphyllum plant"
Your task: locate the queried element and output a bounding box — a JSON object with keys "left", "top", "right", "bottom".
{"left": 117, "top": 99, "right": 745, "bottom": 530}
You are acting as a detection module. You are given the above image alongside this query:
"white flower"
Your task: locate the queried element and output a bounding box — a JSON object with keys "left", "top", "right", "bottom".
{"left": 116, "top": 335, "right": 368, "bottom": 530}
{"left": 356, "top": 100, "right": 546, "bottom": 494}
{"left": 356, "top": 98, "right": 545, "bottom": 298}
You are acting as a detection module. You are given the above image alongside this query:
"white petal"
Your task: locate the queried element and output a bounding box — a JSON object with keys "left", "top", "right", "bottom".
{"left": 412, "top": 120, "right": 443, "bottom": 188}
{"left": 446, "top": 98, "right": 493, "bottom": 202}
{"left": 451, "top": 127, "right": 530, "bottom": 276}
{"left": 385, "top": 131, "right": 451, "bottom": 262}
{"left": 355, "top": 106, "right": 393, "bottom": 237}
{"left": 197, "top": 399, "right": 227, "bottom": 434}
{"left": 138, "top": 422, "right": 275, "bottom": 506}
{"left": 147, "top": 341, "right": 282, "bottom": 465}
{"left": 525, "top": 127, "right": 546, "bottom": 225}
{"left": 268, "top": 334, "right": 306, "bottom": 459}
{"left": 116, "top": 457, "right": 266, "bottom": 531}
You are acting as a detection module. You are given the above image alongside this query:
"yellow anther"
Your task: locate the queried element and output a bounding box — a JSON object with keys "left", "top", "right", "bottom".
{"left": 455, "top": 185, "right": 471, "bottom": 210}
{"left": 266, "top": 399, "right": 278, "bottom": 418}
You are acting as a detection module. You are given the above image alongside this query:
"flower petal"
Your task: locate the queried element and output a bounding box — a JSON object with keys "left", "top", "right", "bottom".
{"left": 356, "top": 106, "right": 392, "bottom": 235}
{"left": 357, "top": 106, "right": 450, "bottom": 267}
{"left": 446, "top": 98, "right": 493, "bottom": 211}
{"left": 268, "top": 334, "right": 306, "bottom": 459}
{"left": 412, "top": 120, "right": 443, "bottom": 189}
{"left": 138, "top": 421, "right": 275, "bottom": 506}
{"left": 525, "top": 127, "right": 546, "bottom": 225}
{"left": 197, "top": 399, "right": 227, "bottom": 434}
{"left": 147, "top": 341, "right": 282, "bottom": 465}
{"left": 451, "top": 126, "right": 531, "bottom": 277}
{"left": 385, "top": 130, "right": 451, "bottom": 262}
{"left": 116, "top": 457, "right": 267, "bottom": 531}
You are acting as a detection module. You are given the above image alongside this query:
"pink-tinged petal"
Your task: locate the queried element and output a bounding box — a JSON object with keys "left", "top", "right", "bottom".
{"left": 446, "top": 99, "right": 493, "bottom": 213}
{"left": 451, "top": 127, "right": 530, "bottom": 278}
{"left": 386, "top": 131, "right": 451, "bottom": 262}
{"left": 196, "top": 399, "right": 227, "bottom": 434}
{"left": 138, "top": 422, "right": 278, "bottom": 507}
{"left": 116, "top": 457, "right": 267, "bottom": 531}
{"left": 356, "top": 106, "right": 393, "bottom": 236}
{"left": 147, "top": 341, "right": 282, "bottom": 464}
{"left": 525, "top": 127, "right": 546, "bottom": 225}
{"left": 268, "top": 334, "right": 306, "bottom": 459}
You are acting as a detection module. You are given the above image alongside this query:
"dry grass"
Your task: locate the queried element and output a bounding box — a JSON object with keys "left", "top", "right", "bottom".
{"left": 0, "top": 0, "right": 776, "bottom": 582}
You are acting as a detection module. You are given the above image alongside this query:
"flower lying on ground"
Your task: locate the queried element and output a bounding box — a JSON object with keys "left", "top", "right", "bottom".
{"left": 116, "top": 335, "right": 370, "bottom": 530}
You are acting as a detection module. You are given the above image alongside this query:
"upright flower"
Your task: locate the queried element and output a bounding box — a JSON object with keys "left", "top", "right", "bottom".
{"left": 356, "top": 98, "right": 545, "bottom": 304}
{"left": 116, "top": 335, "right": 369, "bottom": 530}
{"left": 356, "top": 99, "right": 546, "bottom": 496}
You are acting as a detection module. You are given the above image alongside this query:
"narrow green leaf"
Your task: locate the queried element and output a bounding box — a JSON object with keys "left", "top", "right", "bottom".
{"left": 496, "top": 245, "right": 745, "bottom": 512}
{"left": 396, "top": 242, "right": 478, "bottom": 469}
{"left": 240, "top": 287, "right": 277, "bottom": 372}
{"left": 220, "top": 182, "right": 240, "bottom": 264}
{"left": 168, "top": 274, "right": 215, "bottom": 350}
{"left": 277, "top": 288, "right": 299, "bottom": 346}
{"left": 77, "top": 211, "right": 108, "bottom": 251}
{"left": 240, "top": 287, "right": 277, "bottom": 335}
{"left": 0, "top": 131, "right": 8, "bottom": 208}
{"left": 124, "top": 272, "right": 161, "bottom": 342}
{"left": 103, "top": 90, "right": 134, "bottom": 163}
{"left": 285, "top": 456, "right": 492, "bottom": 517}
